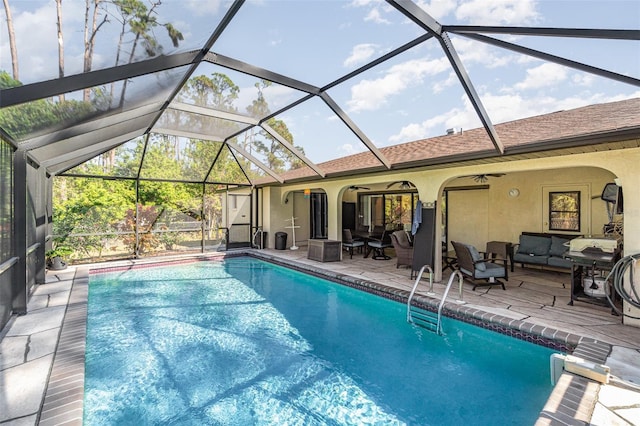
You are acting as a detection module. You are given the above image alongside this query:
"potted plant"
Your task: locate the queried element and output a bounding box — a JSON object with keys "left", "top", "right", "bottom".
{"left": 46, "top": 245, "right": 73, "bottom": 270}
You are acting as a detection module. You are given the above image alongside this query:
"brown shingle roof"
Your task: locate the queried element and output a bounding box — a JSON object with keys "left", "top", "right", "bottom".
{"left": 262, "top": 97, "right": 640, "bottom": 184}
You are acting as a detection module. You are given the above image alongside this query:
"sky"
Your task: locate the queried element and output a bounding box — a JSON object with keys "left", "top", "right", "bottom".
{"left": 1, "top": 0, "right": 639, "bottom": 167}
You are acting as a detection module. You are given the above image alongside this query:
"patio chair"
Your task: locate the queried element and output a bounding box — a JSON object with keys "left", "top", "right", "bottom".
{"left": 451, "top": 241, "right": 507, "bottom": 290}
{"left": 342, "top": 229, "right": 365, "bottom": 259}
{"left": 390, "top": 230, "right": 413, "bottom": 269}
{"left": 367, "top": 230, "right": 392, "bottom": 260}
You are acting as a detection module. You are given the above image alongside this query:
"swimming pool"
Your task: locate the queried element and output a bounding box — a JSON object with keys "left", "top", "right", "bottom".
{"left": 85, "top": 257, "right": 557, "bottom": 425}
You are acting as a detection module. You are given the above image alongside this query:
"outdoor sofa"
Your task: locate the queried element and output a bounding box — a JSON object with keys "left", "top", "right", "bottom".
{"left": 512, "top": 232, "right": 575, "bottom": 271}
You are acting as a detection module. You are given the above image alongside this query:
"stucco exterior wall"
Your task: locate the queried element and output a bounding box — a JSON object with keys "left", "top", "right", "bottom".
{"left": 262, "top": 145, "right": 639, "bottom": 258}
{"left": 445, "top": 166, "right": 616, "bottom": 246}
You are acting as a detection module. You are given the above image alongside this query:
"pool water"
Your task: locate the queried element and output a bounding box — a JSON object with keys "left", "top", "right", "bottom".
{"left": 84, "top": 257, "right": 558, "bottom": 425}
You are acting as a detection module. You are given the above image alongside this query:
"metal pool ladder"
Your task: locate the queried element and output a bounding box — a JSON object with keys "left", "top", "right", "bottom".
{"left": 406, "top": 266, "right": 465, "bottom": 335}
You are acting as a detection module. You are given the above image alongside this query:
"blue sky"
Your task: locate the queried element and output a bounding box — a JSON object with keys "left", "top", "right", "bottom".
{"left": 1, "top": 0, "right": 639, "bottom": 166}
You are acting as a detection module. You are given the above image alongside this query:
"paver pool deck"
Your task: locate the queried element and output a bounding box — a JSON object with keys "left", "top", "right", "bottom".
{"left": 1, "top": 248, "right": 639, "bottom": 425}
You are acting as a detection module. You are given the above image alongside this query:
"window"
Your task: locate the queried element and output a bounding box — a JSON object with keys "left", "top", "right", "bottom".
{"left": 357, "top": 192, "right": 418, "bottom": 232}
{"left": 549, "top": 191, "right": 580, "bottom": 231}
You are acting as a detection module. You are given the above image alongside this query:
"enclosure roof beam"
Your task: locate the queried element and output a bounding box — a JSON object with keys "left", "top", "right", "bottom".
{"left": 226, "top": 140, "right": 284, "bottom": 183}
{"left": 206, "top": 52, "right": 321, "bottom": 95}
{"left": 19, "top": 102, "right": 163, "bottom": 150}
{"left": 459, "top": 33, "right": 640, "bottom": 87}
{"left": 152, "top": 128, "right": 224, "bottom": 143}
{"left": 261, "top": 122, "right": 325, "bottom": 178}
{"left": 169, "top": 102, "right": 259, "bottom": 125}
{"left": 320, "top": 92, "right": 392, "bottom": 169}
{"left": 0, "top": 51, "right": 200, "bottom": 108}
{"left": 444, "top": 26, "right": 640, "bottom": 40}
{"left": 47, "top": 129, "right": 146, "bottom": 175}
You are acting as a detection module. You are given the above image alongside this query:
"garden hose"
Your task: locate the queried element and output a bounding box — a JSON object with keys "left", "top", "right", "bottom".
{"left": 605, "top": 253, "right": 640, "bottom": 319}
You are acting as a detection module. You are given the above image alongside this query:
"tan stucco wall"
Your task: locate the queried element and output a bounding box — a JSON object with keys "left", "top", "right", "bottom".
{"left": 445, "top": 166, "right": 615, "bottom": 246}
{"left": 261, "top": 145, "right": 639, "bottom": 260}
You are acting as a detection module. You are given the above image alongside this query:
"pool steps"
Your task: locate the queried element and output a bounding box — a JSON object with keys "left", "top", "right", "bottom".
{"left": 407, "top": 266, "right": 465, "bottom": 335}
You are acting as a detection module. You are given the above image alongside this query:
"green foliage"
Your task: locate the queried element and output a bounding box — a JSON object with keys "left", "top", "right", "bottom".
{"left": 53, "top": 176, "right": 135, "bottom": 259}
{"left": 46, "top": 245, "right": 73, "bottom": 260}
{"left": 0, "top": 71, "right": 21, "bottom": 89}
{"left": 242, "top": 80, "right": 305, "bottom": 173}
{"left": 0, "top": 72, "right": 110, "bottom": 140}
{"left": 113, "top": 0, "right": 184, "bottom": 59}
{"left": 119, "top": 205, "right": 159, "bottom": 254}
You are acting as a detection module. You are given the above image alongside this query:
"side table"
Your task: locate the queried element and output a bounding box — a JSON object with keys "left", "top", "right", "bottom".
{"left": 485, "top": 241, "right": 514, "bottom": 274}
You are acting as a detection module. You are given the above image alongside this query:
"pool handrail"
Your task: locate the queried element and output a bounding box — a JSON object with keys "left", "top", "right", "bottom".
{"left": 407, "top": 266, "right": 465, "bottom": 335}
{"left": 436, "top": 270, "right": 465, "bottom": 334}
{"left": 406, "top": 264, "right": 433, "bottom": 322}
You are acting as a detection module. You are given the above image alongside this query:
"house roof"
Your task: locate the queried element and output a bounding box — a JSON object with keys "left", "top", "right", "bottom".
{"left": 266, "top": 97, "right": 640, "bottom": 185}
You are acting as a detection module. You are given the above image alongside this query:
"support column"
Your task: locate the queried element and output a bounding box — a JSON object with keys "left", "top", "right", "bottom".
{"left": 34, "top": 166, "right": 47, "bottom": 285}
{"left": 12, "top": 149, "right": 27, "bottom": 315}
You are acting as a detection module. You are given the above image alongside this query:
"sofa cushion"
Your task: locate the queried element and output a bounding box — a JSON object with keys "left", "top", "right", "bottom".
{"left": 549, "top": 236, "right": 571, "bottom": 257}
{"left": 517, "top": 235, "right": 551, "bottom": 256}
{"left": 513, "top": 253, "right": 549, "bottom": 265}
{"left": 474, "top": 262, "right": 505, "bottom": 279}
{"left": 547, "top": 256, "right": 572, "bottom": 269}
{"left": 466, "top": 244, "right": 486, "bottom": 271}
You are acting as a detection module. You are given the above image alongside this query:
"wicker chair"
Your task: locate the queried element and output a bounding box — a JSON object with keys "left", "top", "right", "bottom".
{"left": 451, "top": 241, "right": 507, "bottom": 290}
{"left": 390, "top": 230, "right": 413, "bottom": 269}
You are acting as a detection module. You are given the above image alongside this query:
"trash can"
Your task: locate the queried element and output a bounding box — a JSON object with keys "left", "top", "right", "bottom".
{"left": 275, "top": 232, "right": 287, "bottom": 250}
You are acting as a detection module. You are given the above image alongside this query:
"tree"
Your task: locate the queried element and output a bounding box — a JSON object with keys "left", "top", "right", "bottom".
{"left": 83, "top": 0, "right": 108, "bottom": 101}
{"left": 2, "top": 0, "right": 19, "bottom": 80}
{"left": 53, "top": 175, "right": 134, "bottom": 260}
{"left": 56, "top": 0, "right": 65, "bottom": 102}
{"left": 245, "top": 80, "right": 306, "bottom": 173}
{"left": 113, "top": 0, "right": 183, "bottom": 107}
{"left": 176, "top": 73, "right": 248, "bottom": 184}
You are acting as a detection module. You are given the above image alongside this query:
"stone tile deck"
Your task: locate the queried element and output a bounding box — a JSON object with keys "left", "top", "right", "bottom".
{"left": 1, "top": 247, "right": 640, "bottom": 425}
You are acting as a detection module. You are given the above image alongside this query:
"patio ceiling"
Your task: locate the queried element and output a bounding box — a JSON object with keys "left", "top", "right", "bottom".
{"left": 1, "top": 0, "right": 638, "bottom": 186}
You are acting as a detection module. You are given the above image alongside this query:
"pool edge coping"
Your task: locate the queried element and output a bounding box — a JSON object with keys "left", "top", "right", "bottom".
{"left": 39, "top": 251, "right": 609, "bottom": 425}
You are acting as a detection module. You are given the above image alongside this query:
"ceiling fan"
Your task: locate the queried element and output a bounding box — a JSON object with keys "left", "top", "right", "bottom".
{"left": 468, "top": 173, "right": 506, "bottom": 183}
{"left": 349, "top": 185, "right": 370, "bottom": 191}
{"left": 386, "top": 180, "right": 415, "bottom": 190}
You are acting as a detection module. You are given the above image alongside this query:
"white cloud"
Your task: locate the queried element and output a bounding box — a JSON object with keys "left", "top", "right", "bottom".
{"left": 414, "top": 0, "right": 459, "bottom": 20}
{"left": 347, "top": 56, "right": 450, "bottom": 112}
{"left": 2, "top": 2, "right": 59, "bottom": 82}
{"left": 432, "top": 71, "right": 458, "bottom": 93}
{"left": 514, "top": 63, "right": 568, "bottom": 91}
{"left": 572, "top": 73, "right": 595, "bottom": 87}
{"left": 348, "top": 0, "right": 380, "bottom": 7}
{"left": 364, "top": 7, "right": 391, "bottom": 24}
{"left": 453, "top": 37, "right": 515, "bottom": 68}
{"left": 344, "top": 44, "right": 379, "bottom": 68}
{"left": 388, "top": 89, "right": 640, "bottom": 144}
{"left": 456, "top": 0, "right": 540, "bottom": 25}
{"left": 337, "top": 143, "right": 367, "bottom": 157}
{"left": 186, "top": 0, "right": 224, "bottom": 16}
{"left": 389, "top": 103, "right": 478, "bottom": 143}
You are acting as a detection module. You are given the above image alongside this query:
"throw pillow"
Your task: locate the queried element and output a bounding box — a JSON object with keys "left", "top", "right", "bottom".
{"left": 518, "top": 235, "right": 551, "bottom": 256}
{"left": 549, "top": 236, "right": 570, "bottom": 257}
{"left": 466, "top": 244, "right": 486, "bottom": 271}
